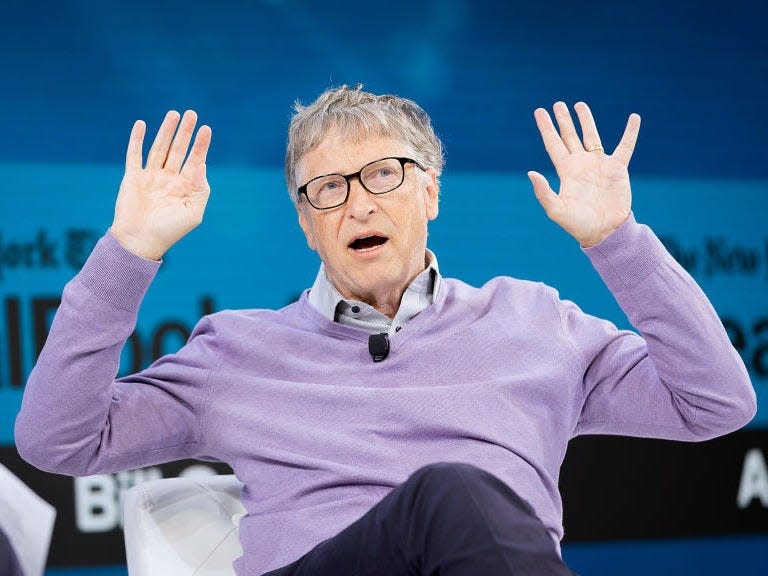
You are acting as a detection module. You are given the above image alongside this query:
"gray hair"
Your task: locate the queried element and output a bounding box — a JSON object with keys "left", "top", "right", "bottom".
{"left": 285, "top": 85, "right": 445, "bottom": 203}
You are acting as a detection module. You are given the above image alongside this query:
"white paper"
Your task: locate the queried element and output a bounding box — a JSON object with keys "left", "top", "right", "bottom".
{"left": 0, "top": 464, "right": 56, "bottom": 576}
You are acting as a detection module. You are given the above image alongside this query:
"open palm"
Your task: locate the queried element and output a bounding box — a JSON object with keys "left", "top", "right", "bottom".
{"left": 111, "top": 110, "right": 212, "bottom": 260}
{"left": 528, "top": 102, "right": 641, "bottom": 247}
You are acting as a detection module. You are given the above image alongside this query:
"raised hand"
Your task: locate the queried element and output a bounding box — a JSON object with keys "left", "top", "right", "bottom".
{"left": 528, "top": 102, "right": 641, "bottom": 247}
{"left": 110, "top": 110, "right": 212, "bottom": 260}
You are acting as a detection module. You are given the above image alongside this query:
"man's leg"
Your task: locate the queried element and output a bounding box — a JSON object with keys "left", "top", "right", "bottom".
{"left": 264, "top": 462, "right": 573, "bottom": 576}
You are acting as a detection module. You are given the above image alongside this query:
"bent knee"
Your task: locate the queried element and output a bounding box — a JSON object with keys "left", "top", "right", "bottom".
{"left": 407, "top": 462, "right": 533, "bottom": 514}
{"left": 407, "top": 462, "right": 497, "bottom": 493}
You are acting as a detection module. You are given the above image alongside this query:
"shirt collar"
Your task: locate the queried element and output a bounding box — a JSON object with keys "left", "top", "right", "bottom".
{"left": 307, "top": 249, "right": 441, "bottom": 323}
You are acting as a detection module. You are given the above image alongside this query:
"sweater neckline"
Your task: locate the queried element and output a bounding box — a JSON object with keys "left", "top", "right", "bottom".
{"left": 295, "top": 278, "right": 450, "bottom": 345}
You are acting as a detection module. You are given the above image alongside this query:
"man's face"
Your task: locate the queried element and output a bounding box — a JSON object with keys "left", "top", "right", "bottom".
{"left": 295, "top": 129, "right": 440, "bottom": 308}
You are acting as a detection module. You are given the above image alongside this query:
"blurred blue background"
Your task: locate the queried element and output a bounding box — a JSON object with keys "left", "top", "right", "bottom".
{"left": 1, "top": 0, "right": 766, "bottom": 574}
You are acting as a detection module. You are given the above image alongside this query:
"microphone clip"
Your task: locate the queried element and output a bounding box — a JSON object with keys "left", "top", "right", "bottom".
{"left": 368, "top": 332, "right": 390, "bottom": 362}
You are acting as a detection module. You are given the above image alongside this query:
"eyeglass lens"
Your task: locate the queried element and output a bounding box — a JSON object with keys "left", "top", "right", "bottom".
{"left": 307, "top": 158, "right": 405, "bottom": 209}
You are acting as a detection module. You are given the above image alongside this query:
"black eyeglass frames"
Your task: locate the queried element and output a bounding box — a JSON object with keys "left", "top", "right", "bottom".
{"left": 297, "top": 156, "right": 426, "bottom": 210}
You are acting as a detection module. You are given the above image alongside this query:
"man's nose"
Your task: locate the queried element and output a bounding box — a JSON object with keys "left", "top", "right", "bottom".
{"left": 345, "top": 177, "right": 376, "bottom": 219}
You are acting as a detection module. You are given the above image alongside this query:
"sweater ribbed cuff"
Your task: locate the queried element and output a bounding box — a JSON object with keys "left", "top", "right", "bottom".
{"left": 582, "top": 213, "right": 668, "bottom": 293}
{"left": 76, "top": 231, "right": 162, "bottom": 312}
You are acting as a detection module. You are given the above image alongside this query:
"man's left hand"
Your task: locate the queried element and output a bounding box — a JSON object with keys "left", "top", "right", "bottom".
{"left": 528, "top": 101, "right": 641, "bottom": 248}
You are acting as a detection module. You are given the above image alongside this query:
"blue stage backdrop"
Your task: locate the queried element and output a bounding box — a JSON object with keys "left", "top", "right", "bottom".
{"left": 0, "top": 1, "right": 766, "bottom": 574}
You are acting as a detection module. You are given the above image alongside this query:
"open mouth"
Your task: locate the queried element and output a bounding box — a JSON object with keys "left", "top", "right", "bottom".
{"left": 349, "top": 235, "right": 388, "bottom": 251}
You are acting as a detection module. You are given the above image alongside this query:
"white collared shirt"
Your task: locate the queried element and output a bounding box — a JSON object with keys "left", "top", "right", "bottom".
{"left": 307, "top": 250, "right": 442, "bottom": 336}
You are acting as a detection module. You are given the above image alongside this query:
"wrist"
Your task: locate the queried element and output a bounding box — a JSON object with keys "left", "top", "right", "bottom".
{"left": 108, "top": 227, "right": 165, "bottom": 261}
{"left": 578, "top": 212, "right": 631, "bottom": 248}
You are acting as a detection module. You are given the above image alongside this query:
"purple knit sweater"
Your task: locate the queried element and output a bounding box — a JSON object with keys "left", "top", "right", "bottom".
{"left": 15, "top": 215, "right": 756, "bottom": 574}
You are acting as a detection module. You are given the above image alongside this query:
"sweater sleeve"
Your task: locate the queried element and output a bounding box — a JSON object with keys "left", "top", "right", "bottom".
{"left": 14, "top": 233, "right": 216, "bottom": 476}
{"left": 567, "top": 214, "right": 756, "bottom": 441}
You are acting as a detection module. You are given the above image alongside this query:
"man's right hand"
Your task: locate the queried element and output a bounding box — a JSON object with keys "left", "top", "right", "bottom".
{"left": 110, "top": 110, "right": 212, "bottom": 260}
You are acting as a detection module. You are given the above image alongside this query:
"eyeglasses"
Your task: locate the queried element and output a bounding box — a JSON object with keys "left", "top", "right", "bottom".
{"left": 297, "top": 156, "right": 426, "bottom": 210}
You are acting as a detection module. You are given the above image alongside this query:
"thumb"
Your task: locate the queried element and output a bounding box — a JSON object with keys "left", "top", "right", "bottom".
{"left": 192, "top": 163, "right": 208, "bottom": 190}
{"left": 527, "top": 171, "right": 560, "bottom": 219}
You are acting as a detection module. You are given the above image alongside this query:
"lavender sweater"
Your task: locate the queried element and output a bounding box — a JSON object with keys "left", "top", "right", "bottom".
{"left": 15, "top": 215, "right": 756, "bottom": 574}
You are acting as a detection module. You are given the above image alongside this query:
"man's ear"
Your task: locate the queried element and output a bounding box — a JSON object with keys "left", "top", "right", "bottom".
{"left": 297, "top": 203, "right": 317, "bottom": 251}
{"left": 425, "top": 168, "right": 440, "bottom": 221}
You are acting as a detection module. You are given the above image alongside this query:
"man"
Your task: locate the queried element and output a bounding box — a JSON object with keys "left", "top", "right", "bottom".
{"left": 16, "top": 86, "right": 756, "bottom": 575}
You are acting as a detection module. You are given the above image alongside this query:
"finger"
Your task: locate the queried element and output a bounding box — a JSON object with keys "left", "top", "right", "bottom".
{"left": 180, "top": 125, "right": 212, "bottom": 179}
{"left": 528, "top": 171, "right": 562, "bottom": 221}
{"left": 164, "top": 110, "right": 198, "bottom": 172}
{"left": 574, "top": 102, "right": 603, "bottom": 152}
{"left": 612, "top": 113, "right": 642, "bottom": 166}
{"left": 192, "top": 163, "right": 208, "bottom": 191}
{"left": 534, "top": 108, "right": 569, "bottom": 165}
{"left": 553, "top": 101, "right": 584, "bottom": 153}
{"left": 125, "top": 120, "right": 146, "bottom": 170}
{"left": 146, "top": 110, "right": 181, "bottom": 169}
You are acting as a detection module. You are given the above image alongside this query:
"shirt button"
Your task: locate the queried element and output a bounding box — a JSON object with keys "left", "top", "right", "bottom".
{"left": 351, "top": 306, "right": 360, "bottom": 313}
{"left": 395, "top": 326, "right": 401, "bottom": 332}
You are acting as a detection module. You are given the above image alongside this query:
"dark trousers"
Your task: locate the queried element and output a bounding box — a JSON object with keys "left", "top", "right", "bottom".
{"left": 264, "top": 462, "right": 574, "bottom": 576}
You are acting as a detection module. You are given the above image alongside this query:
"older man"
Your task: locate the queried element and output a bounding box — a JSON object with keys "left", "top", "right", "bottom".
{"left": 16, "top": 86, "right": 756, "bottom": 575}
